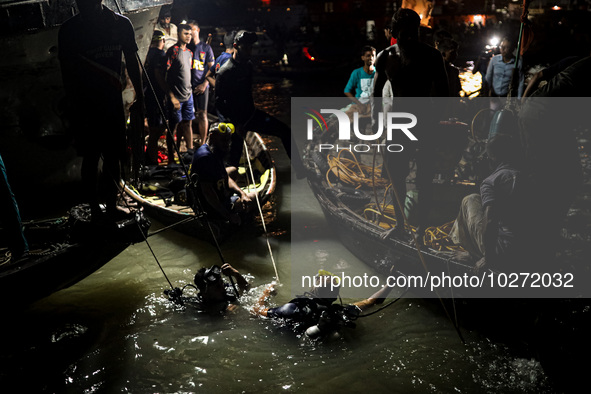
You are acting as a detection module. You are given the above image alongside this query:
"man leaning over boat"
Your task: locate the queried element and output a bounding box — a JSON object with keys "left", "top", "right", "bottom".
{"left": 189, "top": 123, "right": 256, "bottom": 225}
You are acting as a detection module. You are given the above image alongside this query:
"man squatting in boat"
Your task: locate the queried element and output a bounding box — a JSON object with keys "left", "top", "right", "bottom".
{"left": 58, "top": 0, "right": 144, "bottom": 221}
{"left": 214, "top": 30, "right": 308, "bottom": 179}
{"left": 450, "top": 134, "right": 534, "bottom": 272}
{"left": 189, "top": 123, "right": 257, "bottom": 225}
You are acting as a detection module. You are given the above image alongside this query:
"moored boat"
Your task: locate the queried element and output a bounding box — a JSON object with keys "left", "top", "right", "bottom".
{"left": 124, "top": 131, "right": 277, "bottom": 240}
{"left": 0, "top": 204, "right": 150, "bottom": 306}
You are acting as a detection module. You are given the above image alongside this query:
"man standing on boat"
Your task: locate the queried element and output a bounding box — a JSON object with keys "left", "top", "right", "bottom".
{"left": 58, "top": 0, "right": 144, "bottom": 220}
{"left": 372, "top": 8, "right": 448, "bottom": 241}
{"left": 187, "top": 20, "right": 214, "bottom": 146}
{"left": 165, "top": 24, "right": 196, "bottom": 164}
{"left": 145, "top": 30, "right": 168, "bottom": 165}
{"left": 214, "top": 30, "right": 307, "bottom": 179}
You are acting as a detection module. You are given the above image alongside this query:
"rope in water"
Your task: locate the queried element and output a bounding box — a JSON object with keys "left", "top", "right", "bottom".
{"left": 242, "top": 139, "right": 280, "bottom": 283}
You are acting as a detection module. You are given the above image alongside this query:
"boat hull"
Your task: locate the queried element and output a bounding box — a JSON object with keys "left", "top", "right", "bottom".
{"left": 124, "top": 131, "right": 277, "bottom": 240}
{"left": 0, "top": 204, "right": 150, "bottom": 306}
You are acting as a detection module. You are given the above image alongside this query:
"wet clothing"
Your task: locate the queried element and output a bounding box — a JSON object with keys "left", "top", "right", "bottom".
{"left": 196, "top": 283, "right": 238, "bottom": 314}
{"left": 0, "top": 154, "right": 28, "bottom": 256}
{"left": 344, "top": 67, "right": 375, "bottom": 101}
{"left": 144, "top": 47, "right": 167, "bottom": 126}
{"left": 267, "top": 297, "right": 332, "bottom": 328}
{"left": 267, "top": 296, "right": 361, "bottom": 336}
{"left": 166, "top": 45, "right": 194, "bottom": 103}
{"left": 485, "top": 54, "right": 524, "bottom": 97}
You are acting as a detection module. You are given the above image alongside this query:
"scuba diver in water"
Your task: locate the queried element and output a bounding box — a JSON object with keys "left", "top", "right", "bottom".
{"left": 166, "top": 263, "right": 249, "bottom": 313}
{"left": 251, "top": 271, "right": 394, "bottom": 339}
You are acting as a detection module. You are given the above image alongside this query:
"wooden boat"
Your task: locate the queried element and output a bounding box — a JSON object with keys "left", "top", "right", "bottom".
{"left": 124, "top": 131, "right": 277, "bottom": 239}
{"left": 299, "top": 110, "right": 496, "bottom": 296}
{"left": 300, "top": 108, "right": 591, "bottom": 297}
{"left": 0, "top": 204, "right": 150, "bottom": 306}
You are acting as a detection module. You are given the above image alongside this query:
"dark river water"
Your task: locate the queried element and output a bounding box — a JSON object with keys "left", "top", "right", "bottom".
{"left": 1, "top": 73, "right": 586, "bottom": 393}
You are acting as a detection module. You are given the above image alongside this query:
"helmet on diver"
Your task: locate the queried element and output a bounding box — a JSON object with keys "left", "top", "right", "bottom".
{"left": 194, "top": 265, "right": 223, "bottom": 292}
{"left": 307, "top": 270, "right": 341, "bottom": 306}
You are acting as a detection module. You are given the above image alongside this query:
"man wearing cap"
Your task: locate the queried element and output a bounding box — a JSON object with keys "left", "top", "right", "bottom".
{"left": 58, "top": 0, "right": 144, "bottom": 220}
{"left": 190, "top": 123, "right": 256, "bottom": 224}
{"left": 155, "top": 8, "right": 178, "bottom": 52}
{"left": 187, "top": 20, "right": 215, "bottom": 145}
{"left": 145, "top": 30, "right": 168, "bottom": 164}
{"left": 215, "top": 30, "right": 307, "bottom": 179}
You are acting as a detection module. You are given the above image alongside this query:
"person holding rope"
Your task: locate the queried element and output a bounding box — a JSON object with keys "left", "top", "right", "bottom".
{"left": 191, "top": 263, "right": 249, "bottom": 313}
{"left": 58, "top": 0, "right": 144, "bottom": 221}
{"left": 251, "top": 270, "right": 394, "bottom": 339}
{"left": 189, "top": 122, "right": 256, "bottom": 225}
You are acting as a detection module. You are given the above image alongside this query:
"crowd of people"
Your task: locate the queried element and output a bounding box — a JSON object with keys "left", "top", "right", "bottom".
{"left": 342, "top": 8, "right": 590, "bottom": 274}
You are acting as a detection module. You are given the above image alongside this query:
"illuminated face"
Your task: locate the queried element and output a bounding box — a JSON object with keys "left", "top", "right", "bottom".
{"left": 179, "top": 28, "right": 192, "bottom": 45}
{"left": 159, "top": 16, "right": 171, "bottom": 28}
{"left": 362, "top": 50, "right": 376, "bottom": 67}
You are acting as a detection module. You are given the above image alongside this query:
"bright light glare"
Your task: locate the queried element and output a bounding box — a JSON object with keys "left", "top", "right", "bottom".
{"left": 489, "top": 37, "right": 500, "bottom": 47}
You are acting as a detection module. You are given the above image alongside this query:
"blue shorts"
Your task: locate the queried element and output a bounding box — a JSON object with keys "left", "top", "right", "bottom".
{"left": 168, "top": 94, "right": 195, "bottom": 126}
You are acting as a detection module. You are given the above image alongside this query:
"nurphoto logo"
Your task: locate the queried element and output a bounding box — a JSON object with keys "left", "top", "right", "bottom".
{"left": 305, "top": 107, "right": 419, "bottom": 153}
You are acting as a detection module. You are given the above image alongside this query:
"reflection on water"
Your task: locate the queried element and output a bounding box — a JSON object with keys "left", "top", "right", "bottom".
{"left": 0, "top": 79, "right": 559, "bottom": 393}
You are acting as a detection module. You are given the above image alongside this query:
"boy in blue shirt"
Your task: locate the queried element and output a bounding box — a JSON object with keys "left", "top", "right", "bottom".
{"left": 344, "top": 46, "right": 376, "bottom": 104}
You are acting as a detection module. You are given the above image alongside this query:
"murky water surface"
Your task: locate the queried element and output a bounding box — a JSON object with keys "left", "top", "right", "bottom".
{"left": 2, "top": 77, "right": 585, "bottom": 393}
